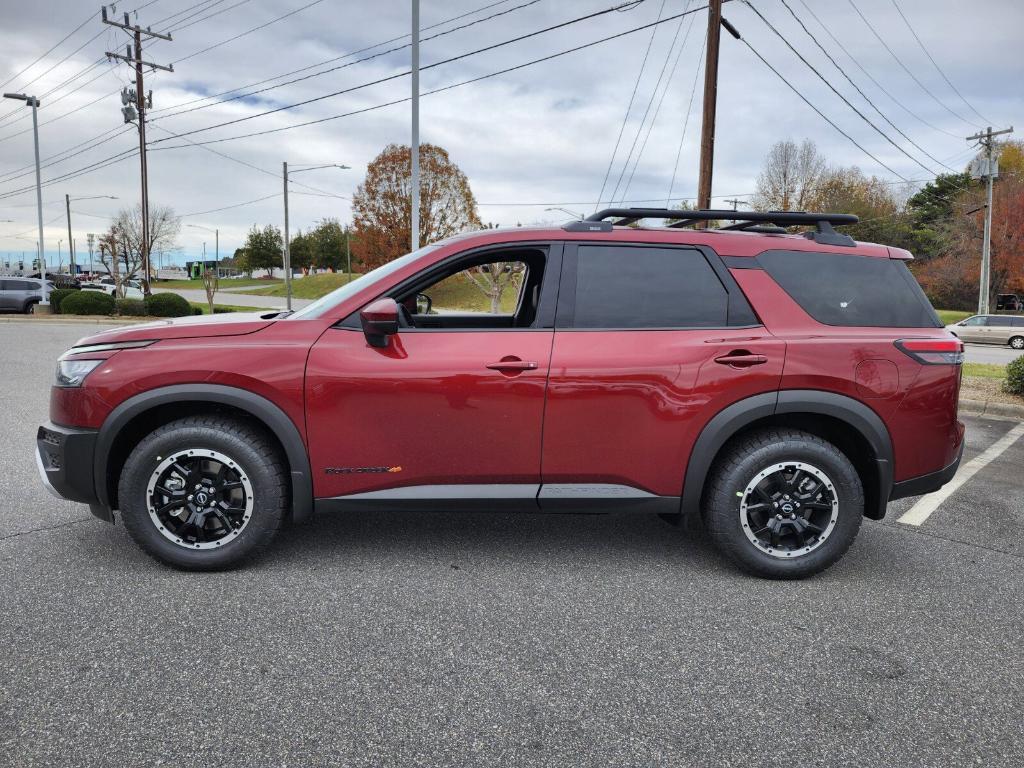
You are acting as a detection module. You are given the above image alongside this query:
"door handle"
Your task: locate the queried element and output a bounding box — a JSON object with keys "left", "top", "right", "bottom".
{"left": 714, "top": 352, "right": 768, "bottom": 368}
{"left": 486, "top": 358, "right": 538, "bottom": 372}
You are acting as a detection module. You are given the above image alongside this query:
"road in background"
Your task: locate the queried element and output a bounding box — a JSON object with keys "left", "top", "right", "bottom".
{"left": 149, "top": 286, "right": 312, "bottom": 310}
{"left": 963, "top": 343, "right": 1021, "bottom": 365}
{"left": 2, "top": 322, "right": 1023, "bottom": 767}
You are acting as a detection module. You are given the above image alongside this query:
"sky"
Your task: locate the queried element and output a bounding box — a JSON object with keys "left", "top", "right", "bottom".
{"left": 0, "top": 0, "right": 1020, "bottom": 267}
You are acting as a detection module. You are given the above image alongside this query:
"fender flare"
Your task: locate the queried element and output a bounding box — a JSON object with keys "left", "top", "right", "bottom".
{"left": 93, "top": 384, "right": 313, "bottom": 523}
{"left": 681, "top": 390, "right": 894, "bottom": 519}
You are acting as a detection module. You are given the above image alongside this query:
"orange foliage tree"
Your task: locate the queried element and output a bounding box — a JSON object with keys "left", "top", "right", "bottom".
{"left": 351, "top": 143, "right": 481, "bottom": 270}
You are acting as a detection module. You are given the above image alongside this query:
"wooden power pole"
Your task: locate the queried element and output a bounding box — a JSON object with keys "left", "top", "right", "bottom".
{"left": 696, "top": 0, "right": 723, "bottom": 214}
{"left": 103, "top": 7, "right": 173, "bottom": 296}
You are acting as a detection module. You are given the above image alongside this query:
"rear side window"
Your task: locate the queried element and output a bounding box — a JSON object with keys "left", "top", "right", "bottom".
{"left": 571, "top": 246, "right": 729, "bottom": 328}
{"left": 758, "top": 250, "right": 941, "bottom": 328}
{"left": 1012, "top": 317, "right": 1024, "bottom": 328}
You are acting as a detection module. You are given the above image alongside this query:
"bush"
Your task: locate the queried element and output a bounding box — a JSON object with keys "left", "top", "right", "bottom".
{"left": 145, "top": 292, "right": 191, "bottom": 317}
{"left": 60, "top": 291, "right": 115, "bottom": 316}
{"left": 116, "top": 298, "right": 147, "bottom": 316}
{"left": 212, "top": 306, "right": 235, "bottom": 314}
{"left": 192, "top": 305, "right": 204, "bottom": 315}
{"left": 1004, "top": 355, "right": 1024, "bottom": 396}
{"left": 48, "top": 288, "right": 79, "bottom": 314}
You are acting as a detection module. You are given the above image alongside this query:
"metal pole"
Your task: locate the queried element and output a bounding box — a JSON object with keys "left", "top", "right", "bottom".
{"left": 979, "top": 146, "right": 994, "bottom": 315}
{"left": 215, "top": 228, "right": 219, "bottom": 263}
{"left": 135, "top": 29, "right": 152, "bottom": 296}
{"left": 411, "top": 0, "right": 420, "bottom": 252}
{"left": 65, "top": 193, "right": 75, "bottom": 275}
{"left": 30, "top": 98, "right": 47, "bottom": 306}
{"left": 696, "top": 0, "right": 723, "bottom": 218}
{"left": 345, "top": 227, "right": 351, "bottom": 282}
{"left": 283, "top": 161, "right": 292, "bottom": 310}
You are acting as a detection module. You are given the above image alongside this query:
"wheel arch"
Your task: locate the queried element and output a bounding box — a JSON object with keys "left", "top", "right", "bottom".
{"left": 682, "top": 390, "right": 894, "bottom": 521}
{"left": 94, "top": 384, "right": 313, "bottom": 523}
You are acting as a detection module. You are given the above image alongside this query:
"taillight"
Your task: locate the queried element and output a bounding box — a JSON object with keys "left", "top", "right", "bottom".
{"left": 894, "top": 338, "right": 964, "bottom": 365}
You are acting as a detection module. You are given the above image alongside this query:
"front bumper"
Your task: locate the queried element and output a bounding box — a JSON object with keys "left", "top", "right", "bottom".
{"left": 35, "top": 422, "right": 103, "bottom": 510}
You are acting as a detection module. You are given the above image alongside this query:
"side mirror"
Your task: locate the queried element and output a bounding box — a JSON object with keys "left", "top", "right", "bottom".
{"left": 416, "top": 292, "right": 432, "bottom": 315}
{"left": 360, "top": 298, "right": 399, "bottom": 348}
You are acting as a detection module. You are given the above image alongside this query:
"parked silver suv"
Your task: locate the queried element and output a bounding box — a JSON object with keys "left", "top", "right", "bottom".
{"left": 946, "top": 314, "right": 1024, "bottom": 349}
{"left": 0, "top": 277, "right": 47, "bottom": 313}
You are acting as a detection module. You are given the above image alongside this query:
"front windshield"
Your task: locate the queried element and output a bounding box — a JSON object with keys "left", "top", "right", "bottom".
{"left": 287, "top": 245, "right": 439, "bottom": 320}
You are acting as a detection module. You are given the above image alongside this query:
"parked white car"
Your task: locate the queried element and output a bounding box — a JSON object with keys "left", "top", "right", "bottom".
{"left": 81, "top": 279, "right": 145, "bottom": 300}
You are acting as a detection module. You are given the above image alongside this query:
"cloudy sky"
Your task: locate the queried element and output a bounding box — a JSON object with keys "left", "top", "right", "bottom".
{"left": 0, "top": 0, "right": 1020, "bottom": 266}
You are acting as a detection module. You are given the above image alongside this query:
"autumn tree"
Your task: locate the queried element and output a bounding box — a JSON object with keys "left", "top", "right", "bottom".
{"left": 352, "top": 143, "right": 482, "bottom": 270}
{"left": 241, "top": 224, "right": 283, "bottom": 277}
{"left": 753, "top": 139, "right": 827, "bottom": 211}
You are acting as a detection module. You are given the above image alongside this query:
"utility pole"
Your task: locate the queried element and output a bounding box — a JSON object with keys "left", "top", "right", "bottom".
{"left": 411, "top": 0, "right": 420, "bottom": 252}
{"left": 723, "top": 196, "right": 743, "bottom": 224}
{"left": 3, "top": 93, "right": 47, "bottom": 308}
{"left": 87, "top": 233, "right": 95, "bottom": 275}
{"left": 696, "top": 2, "right": 740, "bottom": 223}
{"left": 283, "top": 161, "right": 292, "bottom": 310}
{"left": 65, "top": 194, "right": 75, "bottom": 275}
{"left": 103, "top": 7, "right": 173, "bottom": 297}
{"left": 966, "top": 126, "right": 1013, "bottom": 314}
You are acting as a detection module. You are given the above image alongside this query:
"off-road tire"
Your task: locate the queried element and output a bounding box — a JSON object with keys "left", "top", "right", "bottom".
{"left": 703, "top": 428, "right": 863, "bottom": 579}
{"left": 118, "top": 415, "right": 288, "bottom": 570}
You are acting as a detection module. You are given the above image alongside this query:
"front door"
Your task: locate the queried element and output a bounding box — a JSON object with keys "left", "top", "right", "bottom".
{"left": 305, "top": 244, "right": 560, "bottom": 507}
{"left": 540, "top": 243, "right": 785, "bottom": 508}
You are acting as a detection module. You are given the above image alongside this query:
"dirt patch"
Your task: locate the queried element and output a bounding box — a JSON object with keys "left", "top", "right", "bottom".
{"left": 961, "top": 375, "right": 1024, "bottom": 406}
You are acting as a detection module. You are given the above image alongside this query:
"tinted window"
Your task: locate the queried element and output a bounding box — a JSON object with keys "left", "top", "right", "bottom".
{"left": 758, "top": 250, "right": 941, "bottom": 328}
{"left": 1011, "top": 317, "right": 1024, "bottom": 328}
{"left": 961, "top": 316, "right": 985, "bottom": 326}
{"left": 572, "top": 246, "right": 728, "bottom": 328}
{"left": 6, "top": 280, "right": 35, "bottom": 291}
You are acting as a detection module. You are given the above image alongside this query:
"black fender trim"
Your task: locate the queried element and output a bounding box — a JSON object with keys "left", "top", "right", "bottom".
{"left": 93, "top": 384, "right": 313, "bottom": 523}
{"left": 681, "top": 390, "right": 894, "bottom": 520}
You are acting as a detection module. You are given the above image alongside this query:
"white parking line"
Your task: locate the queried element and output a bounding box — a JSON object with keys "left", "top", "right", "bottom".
{"left": 898, "top": 422, "right": 1024, "bottom": 527}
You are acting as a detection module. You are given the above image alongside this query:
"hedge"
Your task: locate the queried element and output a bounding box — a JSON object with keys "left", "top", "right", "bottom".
{"left": 1005, "top": 355, "right": 1024, "bottom": 396}
{"left": 48, "top": 288, "right": 79, "bottom": 314}
{"left": 116, "top": 298, "right": 147, "bottom": 316}
{"left": 60, "top": 291, "right": 115, "bottom": 316}
{"left": 145, "top": 292, "right": 191, "bottom": 317}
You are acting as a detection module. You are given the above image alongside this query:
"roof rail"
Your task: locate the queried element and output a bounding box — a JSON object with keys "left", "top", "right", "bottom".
{"left": 577, "top": 208, "right": 859, "bottom": 246}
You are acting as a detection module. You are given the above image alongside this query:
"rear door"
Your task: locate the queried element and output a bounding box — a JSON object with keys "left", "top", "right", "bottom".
{"left": 539, "top": 243, "right": 784, "bottom": 508}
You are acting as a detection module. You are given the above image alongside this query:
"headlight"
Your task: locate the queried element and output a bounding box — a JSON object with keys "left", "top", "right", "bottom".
{"left": 56, "top": 359, "right": 103, "bottom": 387}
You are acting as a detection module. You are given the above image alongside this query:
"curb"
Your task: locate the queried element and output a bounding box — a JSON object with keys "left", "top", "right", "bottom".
{"left": 959, "top": 397, "right": 1024, "bottom": 420}
{"left": 0, "top": 315, "right": 145, "bottom": 325}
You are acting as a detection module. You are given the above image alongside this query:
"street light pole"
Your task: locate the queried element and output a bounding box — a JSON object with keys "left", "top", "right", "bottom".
{"left": 4, "top": 93, "right": 48, "bottom": 309}
{"left": 411, "top": 0, "right": 420, "bottom": 252}
{"left": 64, "top": 195, "right": 116, "bottom": 278}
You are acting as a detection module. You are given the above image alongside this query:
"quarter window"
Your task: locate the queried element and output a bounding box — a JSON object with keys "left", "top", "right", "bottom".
{"left": 571, "top": 246, "right": 729, "bottom": 328}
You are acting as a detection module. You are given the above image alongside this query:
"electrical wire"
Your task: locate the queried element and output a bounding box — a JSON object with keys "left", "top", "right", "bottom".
{"left": 0, "top": 12, "right": 95, "bottom": 92}
{"left": 846, "top": 0, "right": 980, "bottom": 129}
{"left": 743, "top": 0, "right": 935, "bottom": 177}
{"left": 777, "top": 0, "right": 956, "bottom": 174}
{"left": 666, "top": 27, "right": 705, "bottom": 206}
{"left": 594, "top": 0, "right": 665, "bottom": 212}
{"left": 887, "top": 0, "right": 993, "bottom": 126}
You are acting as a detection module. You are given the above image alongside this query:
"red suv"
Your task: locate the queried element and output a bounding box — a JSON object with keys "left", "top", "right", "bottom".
{"left": 36, "top": 209, "right": 964, "bottom": 578}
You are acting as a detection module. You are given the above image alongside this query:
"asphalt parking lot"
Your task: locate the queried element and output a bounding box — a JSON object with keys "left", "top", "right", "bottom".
{"left": 2, "top": 322, "right": 1023, "bottom": 767}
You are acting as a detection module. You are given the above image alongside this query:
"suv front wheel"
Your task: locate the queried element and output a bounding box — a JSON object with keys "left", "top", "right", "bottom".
{"left": 703, "top": 428, "right": 863, "bottom": 579}
{"left": 118, "top": 415, "right": 288, "bottom": 570}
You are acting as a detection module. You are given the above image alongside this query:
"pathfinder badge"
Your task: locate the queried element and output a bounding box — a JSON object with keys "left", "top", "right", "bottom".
{"left": 325, "top": 466, "right": 403, "bottom": 475}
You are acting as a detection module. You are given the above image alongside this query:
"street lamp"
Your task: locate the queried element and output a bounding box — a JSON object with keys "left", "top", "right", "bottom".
{"left": 545, "top": 207, "right": 584, "bottom": 220}
{"left": 186, "top": 223, "right": 219, "bottom": 275}
{"left": 66, "top": 194, "right": 117, "bottom": 275}
{"left": 282, "top": 162, "right": 350, "bottom": 310}
{"left": 4, "top": 92, "right": 47, "bottom": 310}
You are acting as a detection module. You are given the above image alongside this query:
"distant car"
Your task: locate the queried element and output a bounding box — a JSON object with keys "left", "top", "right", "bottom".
{"left": 946, "top": 314, "right": 1024, "bottom": 349}
{"left": 995, "top": 294, "right": 1023, "bottom": 312}
{"left": 0, "top": 277, "right": 52, "bottom": 313}
{"left": 81, "top": 279, "right": 144, "bottom": 300}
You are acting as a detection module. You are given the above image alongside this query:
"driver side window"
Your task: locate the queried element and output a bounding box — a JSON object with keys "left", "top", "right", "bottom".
{"left": 395, "top": 248, "right": 547, "bottom": 330}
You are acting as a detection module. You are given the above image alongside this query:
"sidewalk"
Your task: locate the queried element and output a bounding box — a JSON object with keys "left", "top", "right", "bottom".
{"left": 150, "top": 286, "right": 312, "bottom": 310}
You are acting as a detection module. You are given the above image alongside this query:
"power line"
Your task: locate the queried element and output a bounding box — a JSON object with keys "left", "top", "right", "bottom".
{"left": 846, "top": 0, "right": 980, "bottom": 129}
{"left": 887, "top": 0, "right": 992, "bottom": 126}
{"left": 795, "top": 0, "right": 959, "bottom": 140}
{"left": 743, "top": 1, "right": 934, "bottom": 177}
{"left": 169, "top": 0, "right": 256, "bottom": 33}
{"left": 667, "top": 28, "right": 705, "bottom": 206}
{"left": 777, "top": 0, "right": 956, "bottom": 174}
{"left": 736, "top": 33, "right": 908, "bottom": 180}
{"left": 180, "top": 192, "right": 280, "bottom": 218}
{"left": 154, "top": 0, "right": 547, "bottom": 121}
{"left": 594, "top": 0, "right": 667, "bottom": 212}
{"left": 150, "top": 1, "right": 709, "bottom": 148}
{"left": 0, "top": 11, "right": 94, "bottom": 91}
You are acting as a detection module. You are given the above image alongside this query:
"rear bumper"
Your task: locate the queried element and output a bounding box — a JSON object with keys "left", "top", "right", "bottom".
{"left": 36, "top": 422, "right": 111, "bottom": 520}
{"left": 889, "top": 440, "right": 964, "bottom": 502}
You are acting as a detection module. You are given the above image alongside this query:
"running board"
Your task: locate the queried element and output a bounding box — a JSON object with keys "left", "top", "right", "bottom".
{"left": 315, "top": 483, "right": 680, "bottom": 514}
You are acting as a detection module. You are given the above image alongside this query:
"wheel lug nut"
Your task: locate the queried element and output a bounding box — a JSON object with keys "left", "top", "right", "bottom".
{"left": 187, "top": 495, "right": 193, "bottom": 501}
{"left": 776, "top": 514, "right": 783, "bottom": 520}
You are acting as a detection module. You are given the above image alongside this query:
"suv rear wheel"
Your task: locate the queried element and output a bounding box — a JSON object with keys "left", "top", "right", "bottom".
{"left": 118, "top": 415, "right": 288, "bottom": 570}
{"left": 703, "top": 428, "right": 863, "bottom": 579}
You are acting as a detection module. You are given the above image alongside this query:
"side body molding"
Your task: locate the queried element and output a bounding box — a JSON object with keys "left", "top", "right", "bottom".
{"left": 94, "top": 384, "right": 313, "bottom": 523}
{"left": 681, "top": 390, "right": 894, "bottom": 520}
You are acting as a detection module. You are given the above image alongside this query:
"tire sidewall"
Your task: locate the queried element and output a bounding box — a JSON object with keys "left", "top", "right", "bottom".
{"left": 119, "top": 422, "right": 284, "bottom": 569}
{"left": 706, "top": 436, "right": 863, "bottom": 578}
{"left": 1010, "top": 336, "right": 1024, "bottom": 350}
